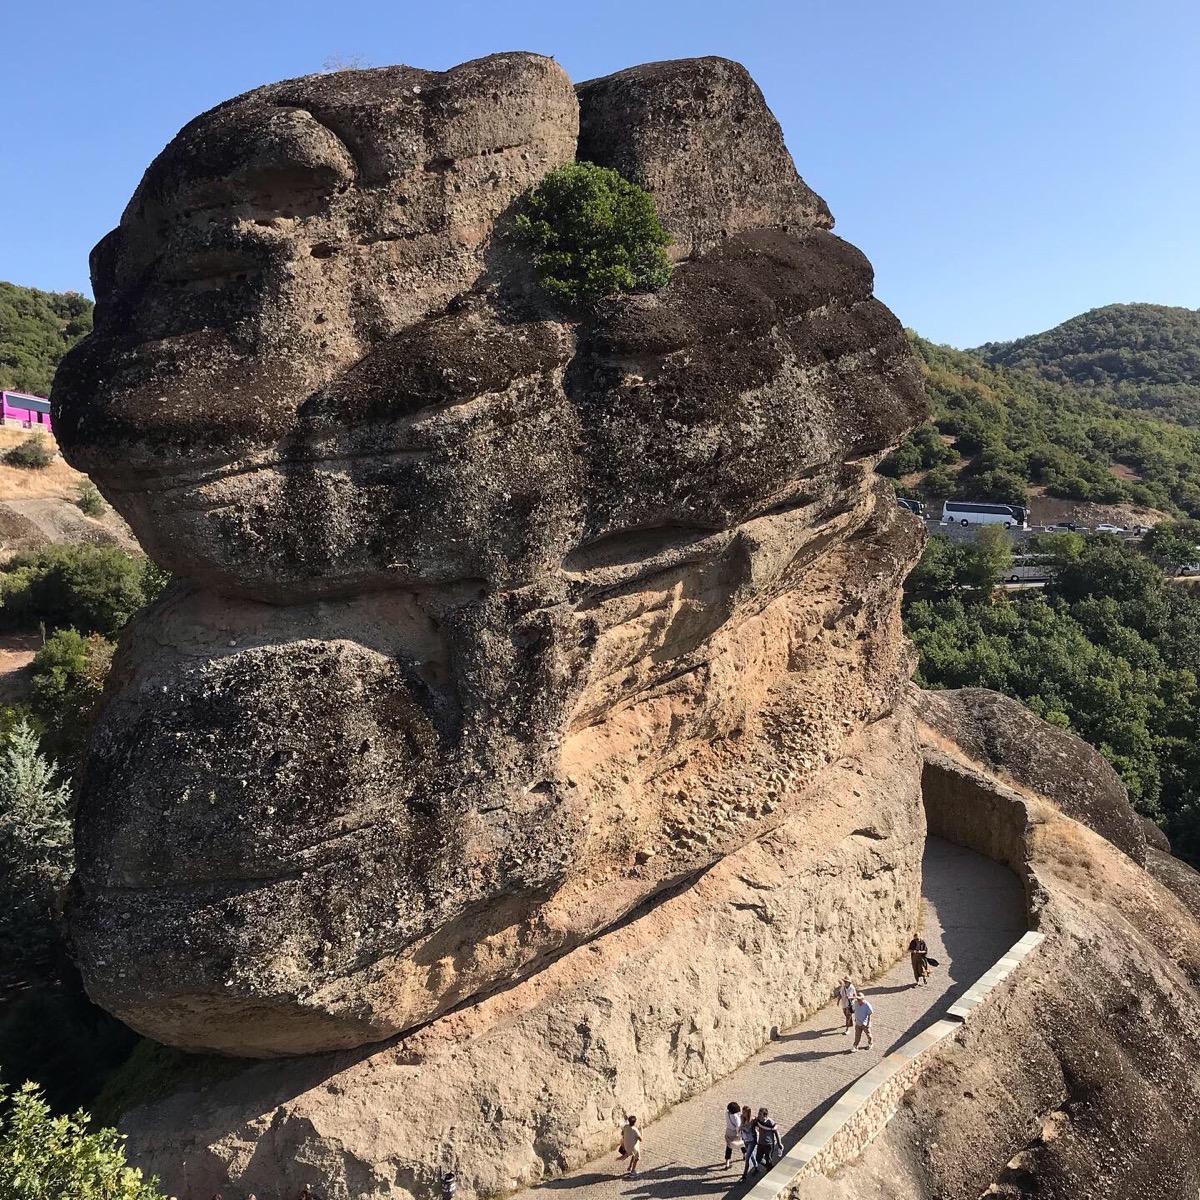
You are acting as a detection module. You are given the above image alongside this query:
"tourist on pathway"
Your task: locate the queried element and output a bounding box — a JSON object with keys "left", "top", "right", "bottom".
{"left": 738, "top": 1106, "right": 756, "bottom": 1178}
{"left": 835, "top": 975, "right": 857, "bottom": 1034}
{"left": 852, "top": 993, "right": 875, "bottom": 1050}
{"left": 753, "top": 1107, "right": 782, "bottom": 1169}
{"left": 618, "top": 1115, "right": 642, "bottom": 1178}
{"left": 724, "top": 1101, "right": 742, "bottom": 1167}
{"left": 739, "top": 1105, "right": 755, "bottom": 1158}
{"left": 908, "top": 932, "right": 930, "bottom": 986}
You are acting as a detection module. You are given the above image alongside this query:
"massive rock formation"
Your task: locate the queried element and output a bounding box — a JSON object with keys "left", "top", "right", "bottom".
{"left": 53, "top": 53, "right": 927, "bottom": 1059}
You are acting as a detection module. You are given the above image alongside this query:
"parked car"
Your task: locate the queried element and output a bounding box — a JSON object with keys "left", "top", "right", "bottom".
{"left": 1096, "top": 523, "right": 1127, "bottom": 533}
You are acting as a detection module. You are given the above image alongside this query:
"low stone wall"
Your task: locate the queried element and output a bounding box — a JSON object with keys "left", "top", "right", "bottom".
{"left": 743, "top": 743, "right": 1052, "bottom": 1200}
{"left": 744, "top": 930, "right": 1045, "bottom": 1200}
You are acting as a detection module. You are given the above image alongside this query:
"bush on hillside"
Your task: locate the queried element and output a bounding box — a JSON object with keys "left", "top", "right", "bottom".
{"left": 76, "top": 480, "right": 107, "bottom": 517}
{"left": 30, "top": 630, "right": 115, "bottom": 767}
{"left": 0, "top": 1082, "right": 165, "bottom": 1200}
{"left": 3, "top": 435, "right": 53, "bottom": 469}
{"left": 0, "top": 545, "right": 166, "bottom": 637}
{"left": 512, "top": 162, "right": 673, "bottom": 306}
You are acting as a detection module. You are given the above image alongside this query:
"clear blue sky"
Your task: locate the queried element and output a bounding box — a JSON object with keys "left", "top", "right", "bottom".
{"left": 2, "top": 0, "right": 1197, "bottom": 347}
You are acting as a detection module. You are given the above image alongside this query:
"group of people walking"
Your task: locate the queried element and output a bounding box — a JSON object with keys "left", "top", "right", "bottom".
{"left": 724, "top": 1103, "right": 783, "bottom": 1180}
{"left": 614, "top": 931, "right": 938, "bottom": 1187}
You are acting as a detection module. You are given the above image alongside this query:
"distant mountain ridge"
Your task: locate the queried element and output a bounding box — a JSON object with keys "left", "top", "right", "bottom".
{"left": 977, "top": 303, "right": 1200, "bottom": 427}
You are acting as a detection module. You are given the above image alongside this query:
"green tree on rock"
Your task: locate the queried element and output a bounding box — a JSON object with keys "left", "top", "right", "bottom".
{"left": 513, "top": 162, "right": 673, "bottom": 306}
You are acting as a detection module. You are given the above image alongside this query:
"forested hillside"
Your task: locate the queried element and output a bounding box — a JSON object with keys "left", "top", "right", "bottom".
{"left": 0, "top": 282, "right": 93, "bottom": 398}
{"left": 979, "top": 303, "right": 1200, "bottom": 427}
{"left": 880, "top": 334, "right": 1200, "bottom": 517}
{"left": 906, "top": 527, "right": 1200, "bottom": 866}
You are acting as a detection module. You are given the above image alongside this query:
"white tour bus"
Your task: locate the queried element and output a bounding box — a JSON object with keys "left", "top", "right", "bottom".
{"left": 942, "top": 499, "right": 1029, "bottom": 529}
{"left": 1006, "top": 554, "right": 1053, "bottom": 584}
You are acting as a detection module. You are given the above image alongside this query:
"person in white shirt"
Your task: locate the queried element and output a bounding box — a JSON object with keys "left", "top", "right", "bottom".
{"left": 724, "top": 1101, "right": 742, "bottom": 1168}
{"left": 852, "top": 993, "right": 874, "bottom": 1050}
{"left": 618, "top": 1115, "right": 642, "bottom": 1177}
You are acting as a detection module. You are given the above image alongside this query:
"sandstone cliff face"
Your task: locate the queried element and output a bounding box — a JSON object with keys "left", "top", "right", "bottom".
{"left": 113, "top": 716, "right": 925, "bottom": 1199}
{"left": 53, "top": 54, "right": 926, "bottom": 1057}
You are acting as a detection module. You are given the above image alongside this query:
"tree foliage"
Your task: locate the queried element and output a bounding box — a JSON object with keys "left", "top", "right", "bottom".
{"left": 979, "top": 303, "right": 1200, "bottom": 427}
{"left": 0, "top": 1082, "right": 165, "bottom": 1200}
{"left": 0, "top": 545, "right": 166, "bottom": 637}
{"left": 30, "top": 630, "right": 116, "bottom": 767}
{"left": 879, "top": 334, "right": 1200, "bottom": 517}
{"left": 513, "top": 163, "right": 673, "bottom": 306}
{"left": 905, "top": 534, "right": 1200, "bottom": 864}
{"left": 0, "top": 719, "right": 73, "bottom": 978}
{"left": 0, "top": 282, "right": 93, "bottom": 398}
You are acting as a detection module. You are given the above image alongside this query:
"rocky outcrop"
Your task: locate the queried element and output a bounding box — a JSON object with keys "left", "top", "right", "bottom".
{"left": 919, "top": 686, "right": 1147, "bottom": 863}
{"left": 799, "top": 695, "right": 1200, "bottom": 1200}
{"left": 53, "top": 52, "right": 926, "bottom": 1058}
{"left": 108, "top": 715, "right": 925, "bottom": 1199}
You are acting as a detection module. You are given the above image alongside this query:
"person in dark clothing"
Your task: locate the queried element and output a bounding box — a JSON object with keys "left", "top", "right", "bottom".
{"left": 908, "top": 932, "right": 930, "bottom": 986}
{"left": 743, "top": 1106, "right": 782, "bottom": 1177}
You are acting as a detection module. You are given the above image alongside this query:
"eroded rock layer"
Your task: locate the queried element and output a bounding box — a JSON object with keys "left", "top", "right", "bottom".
{"left": 106, "top": 716, "right": 926, "bottom": 1199}
{"left": 54, "top": 52, "right": 926, "bottom": 1056}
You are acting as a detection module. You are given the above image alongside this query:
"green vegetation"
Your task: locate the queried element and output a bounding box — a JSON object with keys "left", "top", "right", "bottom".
{"left": 0, "top": 282, "right": 93, "bottom": 398}
{"left": 979, "top": 303, "right": 1200, "bottom": 427}
{"left": 76, "top": 481, "right": 107, "bottom": 518}
{"left": 0, "top": 545, "right": 167, "bottom": 638}
{"left": 0, "top": 1082, "right": 166, "bottom": 1199}
{"left": 30, "top": 631, "right": 116, "bottom": 767}
{"left": 880, "top": 335, "right": 1200, "bottom": 517}
{"left": 0, "top": 719, "right": 72, "bottom": 978}
{"left": 905, "top": 531, "right": 1200, "bottom": 865}
{"left": 513, "top": 162, "right": 673, "bottom": 306}
{"left": 3, "top": 435, "right": 54, "bottom": 470}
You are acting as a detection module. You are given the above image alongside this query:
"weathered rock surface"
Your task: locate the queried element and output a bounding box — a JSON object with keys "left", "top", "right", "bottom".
{"left": 54, "top": 52, "right": 926, "bottom": 1057}
{"left": 106, "top": 715, "right": 926, "bottom": 1199}
{"left": 800, "top": 701, "right": 1200, "bottom": 1200}
{"left": 919, "top": 686, "right": 1147, "bottom": 863}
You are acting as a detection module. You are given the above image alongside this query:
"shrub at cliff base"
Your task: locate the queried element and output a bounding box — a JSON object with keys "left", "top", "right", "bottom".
{"left": 29, "top": 630, "right": 115, "bottom": 768}
{"left": 75, "top": 481, "right": 106, "bottom": 518}
{"left": 0, "top": 545, "right": 167, "bottom": 638}
{"left": 0, "top": 718, "right": 72, "bottom": 980}
{"left": 0, "top": 1082, "right": 165, "bottom": 1200}
{"left": 2, "top": 437, "right": 53, "bottom": 470}
{"left": 513, "top": 162, "right": 673, "bottom": 305}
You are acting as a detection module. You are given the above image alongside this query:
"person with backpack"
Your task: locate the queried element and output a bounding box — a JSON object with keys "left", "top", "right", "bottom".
{"left": 835, "top": 976, "right": 857, "bottom": 1034}
{"left": 723, "top": 1101, "right": 742, "bottom": 1168}
{"left": 908, "top": 932, "right": 930, "bottom": 986}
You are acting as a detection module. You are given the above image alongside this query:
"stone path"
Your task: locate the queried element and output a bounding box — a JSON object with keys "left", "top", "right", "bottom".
{"left": 533, "top": 837, "right": 1026, "bottom": 1200}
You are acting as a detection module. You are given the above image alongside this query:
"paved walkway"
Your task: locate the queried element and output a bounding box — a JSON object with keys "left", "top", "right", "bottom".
{"left": 534, "top": 837, "right": 1025, "bottom": 1200}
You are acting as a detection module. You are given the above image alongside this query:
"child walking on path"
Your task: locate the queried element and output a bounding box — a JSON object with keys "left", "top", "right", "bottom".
{"left": 618, "top": 1116, "right": 641, "bottom": 1178}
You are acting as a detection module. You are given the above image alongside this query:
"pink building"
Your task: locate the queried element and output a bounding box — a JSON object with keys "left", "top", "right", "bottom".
{"left": 1, "top": 390, "right": 52, "bottom": 432}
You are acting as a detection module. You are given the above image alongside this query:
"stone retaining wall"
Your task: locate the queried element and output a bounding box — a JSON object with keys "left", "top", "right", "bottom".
{"left": 744, "top": 931, "right": 1044, "bottom": 1200}
{"left": 744, "top": 749, "right": 1051, "bottom": 1200}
